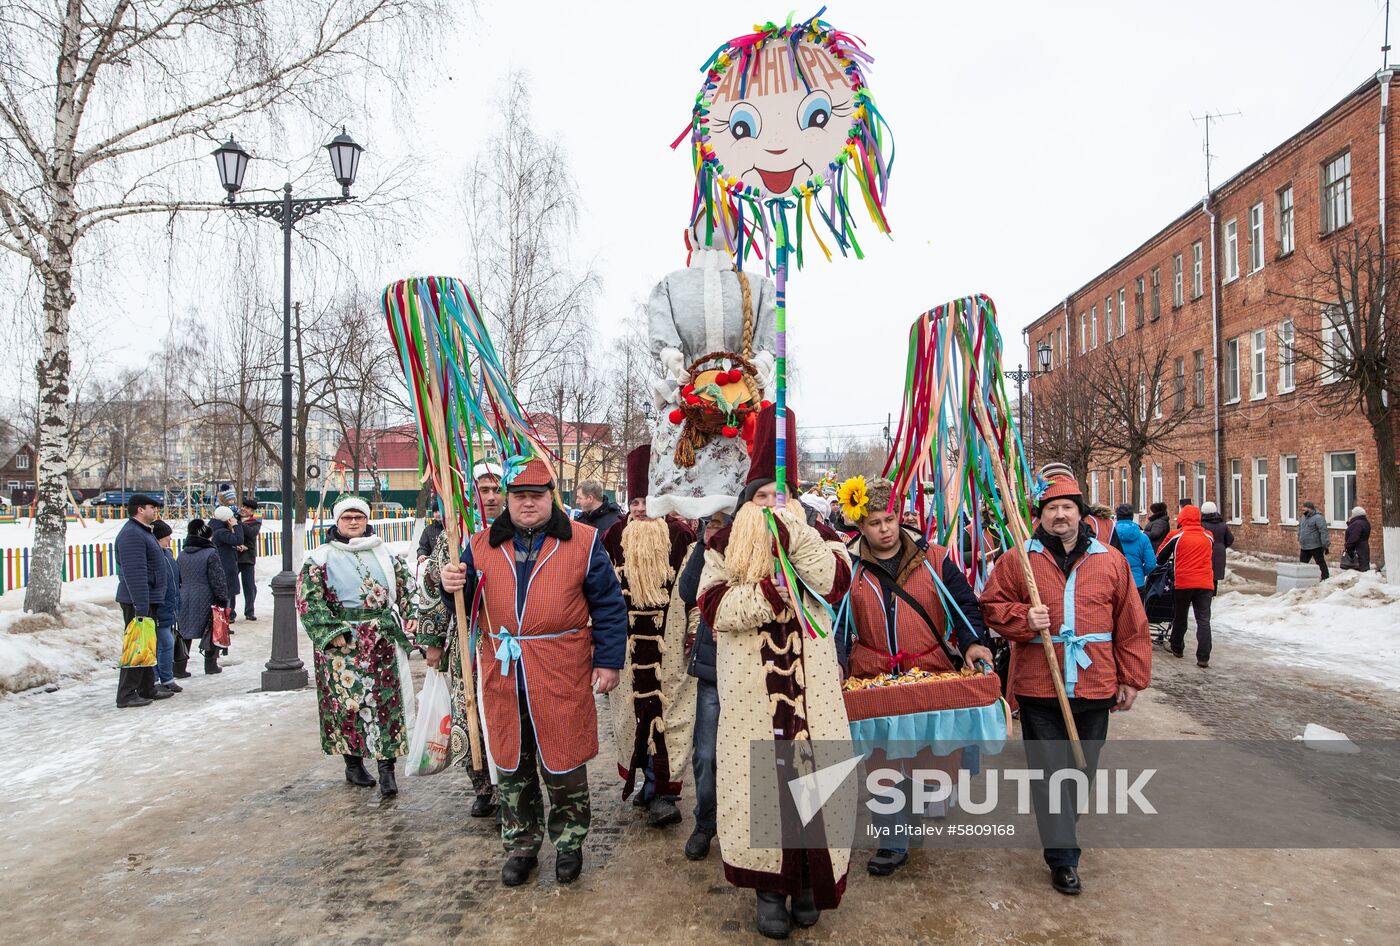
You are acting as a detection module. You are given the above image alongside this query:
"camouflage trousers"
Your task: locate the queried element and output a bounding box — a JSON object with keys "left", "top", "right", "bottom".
{"left": 497, "top": 702, "right": 590, "bottom": 855}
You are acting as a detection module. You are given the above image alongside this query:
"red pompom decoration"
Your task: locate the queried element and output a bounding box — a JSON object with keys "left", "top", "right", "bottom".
{"left": 721, "top": 425, "right": 739, "bottom": 438}
{"left": 668, "top": 408, "right": 685, "bottom": 424}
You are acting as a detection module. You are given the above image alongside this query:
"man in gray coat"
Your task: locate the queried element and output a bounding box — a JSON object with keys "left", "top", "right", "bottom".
{"left": 1298, "top": 501, "right": 1331, "bottom": 580}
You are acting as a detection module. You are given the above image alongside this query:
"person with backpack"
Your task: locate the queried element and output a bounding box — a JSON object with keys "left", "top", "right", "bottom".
{"left": 1157, "top": 505, "right": 1216, "bottom": 668}
{"left": 1198, "top": 502, "right": 1234, "bottom": 591}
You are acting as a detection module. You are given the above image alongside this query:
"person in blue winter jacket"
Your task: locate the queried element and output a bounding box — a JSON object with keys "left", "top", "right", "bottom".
{"left": 1113, "top": 503, "right": 1157, "bottom": 597}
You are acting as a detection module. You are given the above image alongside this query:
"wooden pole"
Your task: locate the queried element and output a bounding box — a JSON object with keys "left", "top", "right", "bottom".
{"left": 423, "top": 364, "right": 484, "bottom": 771}
{"left": 972, "top": 394, "right": 1085, "bottom": 768}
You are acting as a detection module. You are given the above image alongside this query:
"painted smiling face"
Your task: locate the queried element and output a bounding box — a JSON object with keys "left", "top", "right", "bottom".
{"left": 705, "top": 39, "right": 855, "bottom": 198}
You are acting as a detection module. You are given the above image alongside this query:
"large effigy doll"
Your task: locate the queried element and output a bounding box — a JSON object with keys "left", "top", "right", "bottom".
{"left": 645, "top": 232, "right": 777, "bottom": 520}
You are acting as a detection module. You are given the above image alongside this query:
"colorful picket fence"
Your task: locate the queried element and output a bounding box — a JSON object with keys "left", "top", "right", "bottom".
{"left": 0, "top": 518, "right": 418, "bottom": 594}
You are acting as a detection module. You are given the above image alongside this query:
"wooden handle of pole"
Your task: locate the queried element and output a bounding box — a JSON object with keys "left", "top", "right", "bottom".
{"left": 423, "top": 364, "right": 484, "bottom": 772}
{"left": 444, "top": 521, "right": 484, "bottom": 772}
{"left": 973, "top": 398, "right": 1086, "bottom": 768}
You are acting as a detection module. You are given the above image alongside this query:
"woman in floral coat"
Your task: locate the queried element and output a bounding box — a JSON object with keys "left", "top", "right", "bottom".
{"left": 297, "top": 496, "right": 416, "bottom": 797}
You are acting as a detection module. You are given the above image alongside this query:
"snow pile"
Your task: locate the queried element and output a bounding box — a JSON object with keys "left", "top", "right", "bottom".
{"left": 1214, "top": 571, "right": 1400, "bottom": 689}
{"left": 0, "top": 601, "right": 120, "bottom": 695}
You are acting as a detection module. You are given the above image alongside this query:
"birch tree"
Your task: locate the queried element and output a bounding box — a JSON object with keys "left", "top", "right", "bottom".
{"left": 0, "top": 0, "right": 442, "bottom": 612}
{"left": 462, "top": 72, "right": 599, "bottom": 401}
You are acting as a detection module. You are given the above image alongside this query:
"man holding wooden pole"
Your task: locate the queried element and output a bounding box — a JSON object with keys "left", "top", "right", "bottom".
{"left": 439, "top": 457, "right": 628, "bottom": 888}
{"left": 980, "top": 467, "right": 1152, "bottom": 896}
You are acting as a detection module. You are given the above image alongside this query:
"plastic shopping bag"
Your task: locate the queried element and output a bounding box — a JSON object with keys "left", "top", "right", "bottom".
{"left": 406, "top": 667, "right": 453, "bottom": 776}
{"left": 121, "top": 616, "right": 157, "bottom": 668}
{"left": 211, "top": 606, "right": 231, "bottom": 649}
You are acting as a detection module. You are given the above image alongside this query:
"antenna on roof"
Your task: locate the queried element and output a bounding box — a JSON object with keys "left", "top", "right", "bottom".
{"left": 1190, "top": 110, "right": 1242, "bottom": 197}
{"left": 1384, "top": 0, "right": 1392, "bottom": 70}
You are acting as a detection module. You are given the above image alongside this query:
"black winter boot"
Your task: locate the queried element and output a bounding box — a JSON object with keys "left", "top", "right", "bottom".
{"left": 755, "top": 891, "right": 792, "bottom": 940}
{"left": 791, "top": 887, "right": 820, "bottom": 927}
{"left": 203, "top": 650, "right": 222, "bottom": 674}
{"left": 343, "top": 755, "right": 375, "bottom": 787}
{"left": 377, "top": 758, "right": 398, "bottom": 797}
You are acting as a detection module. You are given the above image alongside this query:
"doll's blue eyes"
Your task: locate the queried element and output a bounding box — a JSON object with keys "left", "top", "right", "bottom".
{"left": 799, "top": 92, "right": 832, "bottom": 130}
{"left": 729, "top": 105, "right": 760, "bottom": 140}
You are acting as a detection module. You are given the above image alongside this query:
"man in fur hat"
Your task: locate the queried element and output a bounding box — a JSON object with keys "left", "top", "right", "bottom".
{"left": 696, "top": 405, "right": 854, "bottom": 940}
{"left": 439, "top": 457, "right": 628, "bottom": 888}
{"left": 840, "top": 475, "right": 995, "bottom": 877}
{"left": 980, "top": 465, "right": 1152, "bottom": 896}
{"left": 604, "top": 445, "right": 698, "bottom": 828}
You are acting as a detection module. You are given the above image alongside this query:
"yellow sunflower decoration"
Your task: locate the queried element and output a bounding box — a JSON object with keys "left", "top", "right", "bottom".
{"left": 837, "top": 475, "right": 870, "bottom": 522}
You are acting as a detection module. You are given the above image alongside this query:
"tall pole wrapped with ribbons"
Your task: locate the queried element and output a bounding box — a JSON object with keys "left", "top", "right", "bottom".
{"left": 882, "top": 293, "right": 1085, "bottom": 766}
{"left": 679, "top": 9, "right": 894, "bottom": 510}
{"left": 383, "top": 275, "right": 555, "bottom": 770}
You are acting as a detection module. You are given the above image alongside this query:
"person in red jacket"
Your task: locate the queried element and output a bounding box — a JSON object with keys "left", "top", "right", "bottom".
{"left": 981, "top": 467, "right": 1152, "bottom": 896}
{"left": 1156, "top": 504, "right": 1216, "bottom": 668}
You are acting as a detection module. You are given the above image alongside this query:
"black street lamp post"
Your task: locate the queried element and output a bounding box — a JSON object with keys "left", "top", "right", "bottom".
{"left": 1005, "top": 343, "right": 1054, "bottom": 469}
{"left": 211, "top": 130, "right": 364, "bottom": 692}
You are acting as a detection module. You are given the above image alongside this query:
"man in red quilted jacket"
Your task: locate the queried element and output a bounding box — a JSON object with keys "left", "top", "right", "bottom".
{"left": 1156, "top": 505, "right": 1216, "bottom": 668}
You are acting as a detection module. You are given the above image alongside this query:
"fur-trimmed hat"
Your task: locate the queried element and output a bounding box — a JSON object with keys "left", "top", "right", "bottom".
{"left": 625, "top": 445, "right": 649, "bottom": 502}
{"left": 331, "top": 496, "right": 371, "bottom": 520}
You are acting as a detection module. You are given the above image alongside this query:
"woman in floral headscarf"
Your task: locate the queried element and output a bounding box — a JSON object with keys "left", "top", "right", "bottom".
{"left": 297, "top": 496, "right": 416, "bottom": 798}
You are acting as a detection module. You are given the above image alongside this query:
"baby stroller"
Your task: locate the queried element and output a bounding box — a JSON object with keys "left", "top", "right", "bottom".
{"left": 1141, "top": 559, "right": 1176, "bottom": 645}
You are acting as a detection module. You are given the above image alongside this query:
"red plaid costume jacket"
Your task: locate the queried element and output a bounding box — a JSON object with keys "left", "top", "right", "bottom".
{"left": 981, "top": 534, "right": 1152, "bottom": 701}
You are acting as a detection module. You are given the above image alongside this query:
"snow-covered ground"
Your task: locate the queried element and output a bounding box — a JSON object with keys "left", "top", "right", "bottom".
{"left": 0, "top": 539, "right": 420, "bottom": 696}
{"left": 1214, "top": 570, "right": 1400, "bottom": 690}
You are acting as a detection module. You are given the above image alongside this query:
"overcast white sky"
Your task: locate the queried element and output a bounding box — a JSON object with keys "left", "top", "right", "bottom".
{"left": 23, "top": 0, "right": 1392, "bottom": 447}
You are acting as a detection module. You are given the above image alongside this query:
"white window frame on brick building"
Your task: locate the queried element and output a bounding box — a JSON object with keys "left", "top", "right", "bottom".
{"left": 1174, "top": 356, "right": 1186, "bottom": 412}
{"left": 1173, "top": 253, "right": 1184, "bottom": 308}
{"left": 1135, "top": 278, "right": 1146, "bottom": 327}
{"left": 1322, "top": 150, "right": 1352, "bottom": 234}
{"left": 1151, "top": 267, "right": 1161, "bottom": 320}
{"left": 1251, "top": 328, "right": 1267, "bottom": 399}
{"left": 1153, "top": 379, "right": 1163, "bottom": 419}
{"left": 1326, "top": 451, "right": 1357, "bottom": 526}
{"left": 1277, "top": 184, "right": 1294, "bottom": 255}
{"left": 1108, "top": 470, "right": 1115, "bottom": 508}
{"left": 1191, "top": 241, "right": 1204, "bottom": 298}
{"left": 1121, "top": 467, "right": 1130, "bottom": 510}
{"left": 1193, "top": 350, "right": 1206, "bottom": 407}
{"left": 1118, "top": 288, "right": 1127, "bottom": 335}
{"left": 1252, "top": 458, "right": 1269, "bottom": 523}
{"left": 1278, "top": 319, "right": 1296, "bottom": 392}
{"left": 1152, "top": 464, "right": 1163, "bottom": 504}
{"left": 1079, "top": 312, "right": 1087, "bottom": 354}
{"left": 1090, "top": 305, "right": 1098, "bottom": 349}
{"left": 1176, "top": 463, "right": 1187, "bottom": 505}
{"left": 1248, "top": 202, "right": 1265, "bottom": 273}
{"left": 1224, "top": 218, "right": 1239, "bottom": 281}
{"left": 1224, "top": 337, "right": 1241, "bottom": 403}
{"left": 1229, "top": 460, "right": 1243, "bottom": 524}
{"left": 1140, "top": 466, "right": 1148, "bottom": 509}
{"left": 1104, "top": 295, "right": 1114, "bottom": 342}
{"left": 1281, "top": 454, "right": 1298, "bottom": 524}
{"left": 1194, "top": 461, "right": 1207, "bottom": 505}
{"left": 1321, "top": 305, "right": 1354, "bottom": 385}
{"left": 1089, "top": 471, "right": 1100, "bottom": 505}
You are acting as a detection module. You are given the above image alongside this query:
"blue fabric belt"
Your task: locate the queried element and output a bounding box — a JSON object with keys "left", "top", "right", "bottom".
{"left": 1029, "top": 626, "right": 1114, "bottom": 697}
{"left": 490, "top": 627, "right": 581, "bottom": 676}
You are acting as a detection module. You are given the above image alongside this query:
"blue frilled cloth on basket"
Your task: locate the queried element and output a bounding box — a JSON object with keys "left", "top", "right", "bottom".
{"left": 845, "top": 672, "right": 1009, "bottom": 762}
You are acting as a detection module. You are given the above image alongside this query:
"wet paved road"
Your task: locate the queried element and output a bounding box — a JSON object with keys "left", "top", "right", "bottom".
{"left": 2, "top": 613, "right": 1398, "bottom": 945}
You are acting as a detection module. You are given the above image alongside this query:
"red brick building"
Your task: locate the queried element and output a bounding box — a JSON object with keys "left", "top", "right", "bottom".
{"left": 1026, "top": 71, "right": 1399, "bottom": 560}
